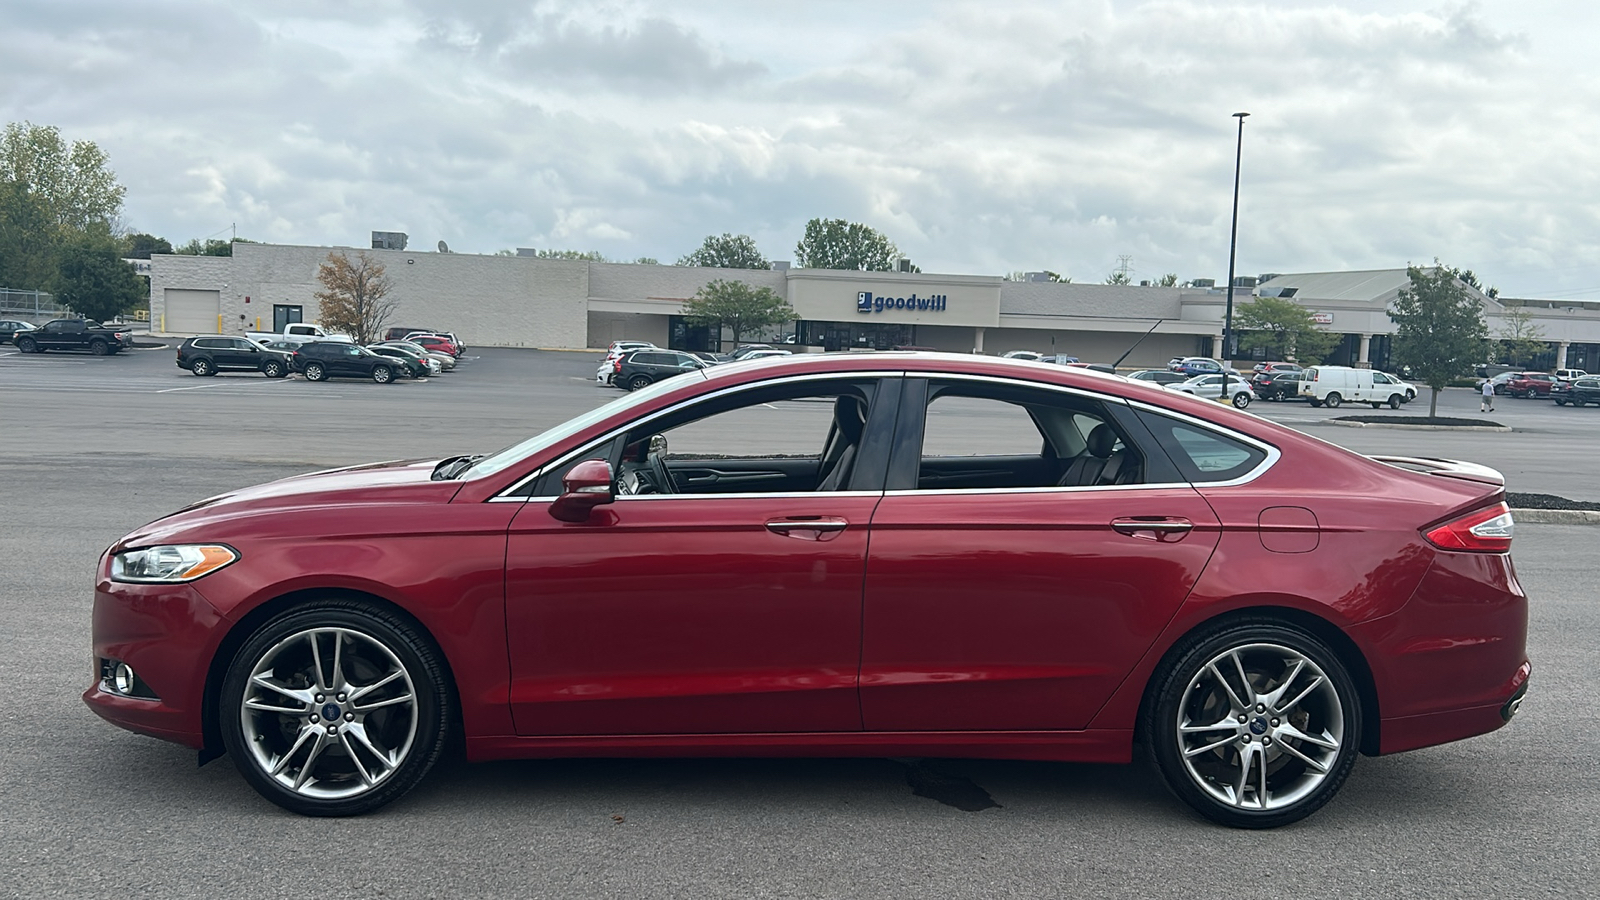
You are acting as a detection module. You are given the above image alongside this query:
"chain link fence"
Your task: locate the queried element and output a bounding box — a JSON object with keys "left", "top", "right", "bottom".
{"left": 0, "top": 288, "right": 69, "bottom": 322}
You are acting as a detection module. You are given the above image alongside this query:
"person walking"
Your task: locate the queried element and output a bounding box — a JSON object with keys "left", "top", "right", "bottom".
{"left": 1480, "top": 379, "right": 1495, "bottom": 413}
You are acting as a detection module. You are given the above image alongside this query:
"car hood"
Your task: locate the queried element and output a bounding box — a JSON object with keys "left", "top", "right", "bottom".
{"left": 115, "top": 458, "right": 460, "bottom": 549}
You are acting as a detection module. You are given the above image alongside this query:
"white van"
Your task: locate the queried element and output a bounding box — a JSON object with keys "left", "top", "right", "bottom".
{"left": 1299, "top": 365, "right": 1412, "bottom": 409}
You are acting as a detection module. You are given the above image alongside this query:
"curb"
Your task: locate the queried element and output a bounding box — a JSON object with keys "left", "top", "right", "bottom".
{"left": 1510, "top": 509, "right": 1600, "bottom": 525}
{"left": 1327, "top": 421, "right": 1512, "bottom": 432}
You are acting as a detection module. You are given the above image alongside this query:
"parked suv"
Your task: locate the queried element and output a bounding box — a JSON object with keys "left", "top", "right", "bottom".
{"left": 177, "top": 336, "right": 293, "bottom": 377}
{"left": 1252, "top": 370, "right": 1303, "bottom": 401}
{"left": 614, "top": 348, "right": 706, "bottom": 391}
{"left": 1504, "top": 372, "right": 1556, "bottom": 398}
{"left": 1552, "top": 376, "right": 1600, "bottom": 407}
{"left": 297, "top": 341, "right": 408, "bottom": 383}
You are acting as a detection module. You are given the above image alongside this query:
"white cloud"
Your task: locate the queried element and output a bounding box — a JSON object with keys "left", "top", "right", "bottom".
{"left": 5, "top": 0, "right": 1600, "bottom": 295}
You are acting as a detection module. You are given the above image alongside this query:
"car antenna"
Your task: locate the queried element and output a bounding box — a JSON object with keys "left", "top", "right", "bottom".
{"left": 1112, "top": 319, "right": 1164, "bottom": 369}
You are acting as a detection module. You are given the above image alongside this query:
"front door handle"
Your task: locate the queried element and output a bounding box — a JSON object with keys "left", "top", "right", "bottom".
{"left": 765, "top": 517, "right": 850, "bottom": 541}
{"left": 1111, "top": 517, "right": 1194, "bottom": 542}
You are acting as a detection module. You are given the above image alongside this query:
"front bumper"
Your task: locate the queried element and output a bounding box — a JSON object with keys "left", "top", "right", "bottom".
{"left": 82, "top": 574, "right": 227, "bottom": 749}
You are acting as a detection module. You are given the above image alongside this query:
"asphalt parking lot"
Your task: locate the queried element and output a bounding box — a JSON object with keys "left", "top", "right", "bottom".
{"left": 2, "top": 344, "right": 1597, "bottom": 898}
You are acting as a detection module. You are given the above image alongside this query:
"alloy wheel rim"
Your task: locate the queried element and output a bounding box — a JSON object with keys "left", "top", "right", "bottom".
{"left": 240, "top": 627, "right": 419, "bottom": 800}
{"left": 1175, "top": 642, "right": 1344, "bottom": 811}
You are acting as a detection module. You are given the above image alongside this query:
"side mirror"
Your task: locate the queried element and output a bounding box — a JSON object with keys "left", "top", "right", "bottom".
{"left": 548, "top": 459, "right": 615, "bottom": 523}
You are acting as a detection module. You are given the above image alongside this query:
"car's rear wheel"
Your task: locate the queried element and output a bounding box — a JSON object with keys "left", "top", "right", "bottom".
{"left": 1324, "top": 393, "right": 1342, "bottom": 408}
{"left": 219, "top": 601, "right": 451, "bottom": 817}
{"left": 1232, "top": 392, "right": 1251, "bottom": 409}
{"left": 263, "top": 360, "right": 285, "bottom": 378}
{"left": 191, "top": 358, "right": 213, "bottom": 377}
{"left": 627, "top": 374, "right": 652, "bottom": 391}
{"left": 89, "top": 339, "right": 109, "bottom": 356}
{"left": 1146, "top": 619, "right": 1361, "bottom": 829}
{"left": 1307, "top": 399, "right": 1322, "bottom": 408}
{"left": 305, "top": 362, "right": 327, "bottom": 382}
{"left": 372, "top": 365, "right": 393, "bottom": 384}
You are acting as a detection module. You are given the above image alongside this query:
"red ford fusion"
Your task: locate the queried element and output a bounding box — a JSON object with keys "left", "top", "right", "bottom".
{"left": 86, "top": 353, "right": 1529, "bottom": 827}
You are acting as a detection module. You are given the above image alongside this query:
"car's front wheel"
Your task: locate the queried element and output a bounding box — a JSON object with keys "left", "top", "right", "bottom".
{"left": 16, "top": 336, "right": 37, "bottom": 353}
{"left": 1146, "top": 619, "right": 1362, "bottom": 829}
{"left": 219, "top": 601, "right": 451, "bottom": 817}
{"left": 372, "top": 365, "right": 393, "bottom": 384}
{"left": 262, "top": 360, "right": 285, "bottom": 378}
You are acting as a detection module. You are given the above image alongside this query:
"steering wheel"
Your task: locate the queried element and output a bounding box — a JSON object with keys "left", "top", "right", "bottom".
{"left": 645, "top": 434, "right": 679, "bottom": 495}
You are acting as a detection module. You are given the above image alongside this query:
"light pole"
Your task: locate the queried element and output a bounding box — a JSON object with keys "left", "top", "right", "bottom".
{"left": 1222, "top": 111, "right": 1249, "bottom": 401}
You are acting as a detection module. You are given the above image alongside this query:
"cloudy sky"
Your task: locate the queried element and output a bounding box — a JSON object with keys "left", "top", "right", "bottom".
{"left": 7, "top": 0, "right": 1600, "bottom": 297}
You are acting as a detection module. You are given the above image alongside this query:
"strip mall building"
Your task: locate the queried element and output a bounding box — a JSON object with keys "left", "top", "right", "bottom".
{"left": 147, "top": 242, "right": 1600, "bottom": 371}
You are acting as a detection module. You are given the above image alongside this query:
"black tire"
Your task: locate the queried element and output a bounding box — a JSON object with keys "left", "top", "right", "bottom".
{"left": 1369, "top": 402, "right": 1381, "bottom": 410}
{"left": 1388, "top": 395, "right": 1402, "bottom": 410}
{"left": 1324, "top": 393, "right": 1342, "bottom": 408}
{"left": 262, "top": 360, "right": 286, "bottom": 378}
{"left": 627, "top": 374, "right": 653, "bottom": 391}
{"left": 219, "top": 600, "right": 452, "bottom": 817}
{"left": 1308, "top": 399, "right": 1323, "bottom": 408}
{"left": 372, "top": 365, "right": 393, "bottom": 384}
{"left": 16, "top": 336, "right": 37, "bottom": 353}
{"left": 1555, "top": 398, "right": 1566, "bottom": 406}
{"left": 191, "top": 358, "right": 214, "bottom": 377}
{"left": 89, "top": 339, "right": 109, "bottom": 356}
{"left": 1574, "top": 399, "right": 1586, "bottom": 407}
{"left": 1144, "top": 618, "right": 1362, "bottom": 829}
{"left": 305, "top": 362, "right": 327, "bottom": 382}
{"left": 1232, "top": 392, "right": 1251, "bottom": 409}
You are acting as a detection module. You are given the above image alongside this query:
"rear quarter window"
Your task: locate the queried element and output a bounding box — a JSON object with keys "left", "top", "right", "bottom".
{"left": 1133, "top": 410, "right": 1271, "bottom": 483}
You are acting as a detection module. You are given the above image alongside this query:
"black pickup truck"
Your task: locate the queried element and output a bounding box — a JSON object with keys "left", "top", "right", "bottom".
{"left": 13, "top": 319, "right": 136, "bottom": 355}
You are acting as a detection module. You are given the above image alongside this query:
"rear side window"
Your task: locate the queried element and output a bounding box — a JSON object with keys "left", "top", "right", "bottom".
{"left": 1133, "top": 410, "right": 1270, "bottom": 483}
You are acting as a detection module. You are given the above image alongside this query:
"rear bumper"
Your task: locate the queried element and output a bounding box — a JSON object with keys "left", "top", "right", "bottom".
{"left": 1352, "top": 550, "right": 1530, "bottom": 755}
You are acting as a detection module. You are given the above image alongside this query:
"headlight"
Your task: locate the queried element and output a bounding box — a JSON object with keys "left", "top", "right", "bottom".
{"left": 110, "top": 544, "right": 238, "bottom": 583}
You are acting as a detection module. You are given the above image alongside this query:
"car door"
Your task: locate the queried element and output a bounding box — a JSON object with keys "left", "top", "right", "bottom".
{"left": 502, "top": 375, "right": 897, "bottom": 736}
{"left": 859, "top": 377, "right": 1223, "bottom": 732}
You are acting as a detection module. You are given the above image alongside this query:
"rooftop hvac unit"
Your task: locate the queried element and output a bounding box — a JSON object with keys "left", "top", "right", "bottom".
{"left": 1233, "top": 276, "right": 1258, "bottom": 288}
{"left": 898, "top": 258, "right": 913, "bottom": 273}
{"left": 772, "top": 261, "right": 791, "bottom": 272}
{"left": 1191, "top": 278, "right": 1216, "bottom": 288}
{"left": 371, "top": 231, "right": 408, "bottom": 251}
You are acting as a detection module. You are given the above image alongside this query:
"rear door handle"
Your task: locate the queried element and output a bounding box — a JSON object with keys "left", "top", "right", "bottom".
{"left": 1111, "top": 517, "right": 1194, "bottom": 541}
{"left": 765, "top": 517, "right": 850, "bottom": 541}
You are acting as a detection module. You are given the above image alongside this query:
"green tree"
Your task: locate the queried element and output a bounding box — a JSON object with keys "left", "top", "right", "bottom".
{"left": 678, "top": 233, "right": 770, "bottom": 269}
{"left": 1155, "top": 273, "right": 1179, "bottom": 287}
{"left": 53, "top": 223, "right": 143, "bottom": 322}
{"left": 1005, "top": 270, "right": 1070, "bottom": 283}
{"left": 0, "top": 122, "right": 125, "bottom": 233}
{"left": 680, "top": 279, "right": 795, "bottom": 350}
{"left": 1451, "top": 267, "right": 1499, "bottom": 300}
{"left": 794, "top": 219, "right": 907, "bottom": 271}
{"left": 632, "top": 257, "right": 660, "bottom": 265}
{"left": 315, "top": 251, "right": 396, "bottom": 344}
{"left": 0, "top": 179, "right": 58, "bottom": 289}
{"left": 1236, "top": 295, "right": 1339, "bottom": 365}
{"left": 1496, "top": 306, "right": 1547, "bottom": 366}
{"left": 122, "top": 232, "right": 172, "bottom": 259}
{"left": 174, "top": 237, "right": 253, "bottom": 257}
{"left": 525, "top": 248, "right": 607, "bottom": 261}
{"left": 1104, "top": 271, "right": 1132, "bottom": 285}
{"left": 1389, "top": 263, "right": 1490, "bottom": 417}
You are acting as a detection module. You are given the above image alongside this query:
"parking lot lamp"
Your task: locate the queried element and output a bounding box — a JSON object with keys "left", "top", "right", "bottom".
{"left": 1222, "top": 111, "right": 1249, "bottom": 400}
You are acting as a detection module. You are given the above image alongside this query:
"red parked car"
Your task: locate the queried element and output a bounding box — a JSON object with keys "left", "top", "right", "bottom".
{"left": 404, "top": 333, "right": 460, "bottom": 357}
{"left": 1503, "top": 372, "right": 1556, "bottom": 398}
{"left": 85, "top": 353, "right": 1529, "bottom": 827}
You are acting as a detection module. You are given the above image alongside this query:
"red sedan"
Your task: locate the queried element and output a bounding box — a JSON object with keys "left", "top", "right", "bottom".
{"left": 85, "top": 353, "right": 1528, "bottom": 827}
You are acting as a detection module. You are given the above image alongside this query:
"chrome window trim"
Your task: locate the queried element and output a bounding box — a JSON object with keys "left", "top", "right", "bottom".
{"left": 492, "top": 370, "right": 910, "bottom": 501}
{"left": 883, "top": 482, "right": 1189, "bottom": 497}
{"left": 1122, "top": 398, "right": 1281, "bottom": 488}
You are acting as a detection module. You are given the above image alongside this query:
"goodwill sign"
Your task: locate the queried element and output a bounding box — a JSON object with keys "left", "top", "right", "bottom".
{"left": 857, "top": 291, "right": 948, "bottom": 314}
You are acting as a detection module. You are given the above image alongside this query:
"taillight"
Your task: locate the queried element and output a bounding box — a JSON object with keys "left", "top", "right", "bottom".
{"left": 613, "top": 358, "right": 622, "bottom": 372}
{"left": 1424, "top": 502, "right": 1514, "bottom": 553}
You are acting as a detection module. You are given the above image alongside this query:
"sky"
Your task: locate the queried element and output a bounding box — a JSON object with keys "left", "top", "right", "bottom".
{"left": 6, "top": 0, "right": 1600, "bottom": 298}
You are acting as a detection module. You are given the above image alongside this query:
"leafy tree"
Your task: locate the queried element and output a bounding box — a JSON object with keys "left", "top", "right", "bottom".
{"left": 1451, "top": 267, "right": 1499, "bottom": 300}
{"left": 632, "top": 257, "right": 660, "bottom": 266}
{"left": 1496, "top": 306, "right": 1547, "bottom": 366}
{"left": 1155, "top": 273, "right": 1179, "bottom": 287}
{"left": 174, "top": 237, "right": 253, "bottom": 257}
{"left": 1005, "top": 270, "right": 1070, "bottom": 283}
{"left": 0, "top": 179, "right": 58, "bottom": 289}
{"left": 677, "top": 233, "right": 770, "bottom": 269}
{"left": 315, "top": 251, "right": 396, "bottom": 344}
{"left": 0, "top": 122, "right": 125, "bottom": 233}
{"left": 122, "top": 232, "right": 172, "bottom": 259}
{"left": 680, "top": 279, "right": 795, "bottom": 350}
{"left": 794, "top": 219, "right": 907, "bottom": 271}
{"left": 53, "top": 223, "right": 143, "bottom": 322}
{"left": 1104, "top": 271, "right": 1132, "bottom": 285}
{"left": 525, "top": 248, "right": 607, "bottom": 261}
{"left": 1388, "top": 263, "right": 1489, "bottom": 417}
{"left": 1236, "top": 295, "right": 1339, "bottom": 365}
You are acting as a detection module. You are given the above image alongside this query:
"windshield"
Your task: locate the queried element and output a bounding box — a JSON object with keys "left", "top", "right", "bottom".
{"left": 467, "top": 373, "right": 704, "bottom": 479}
